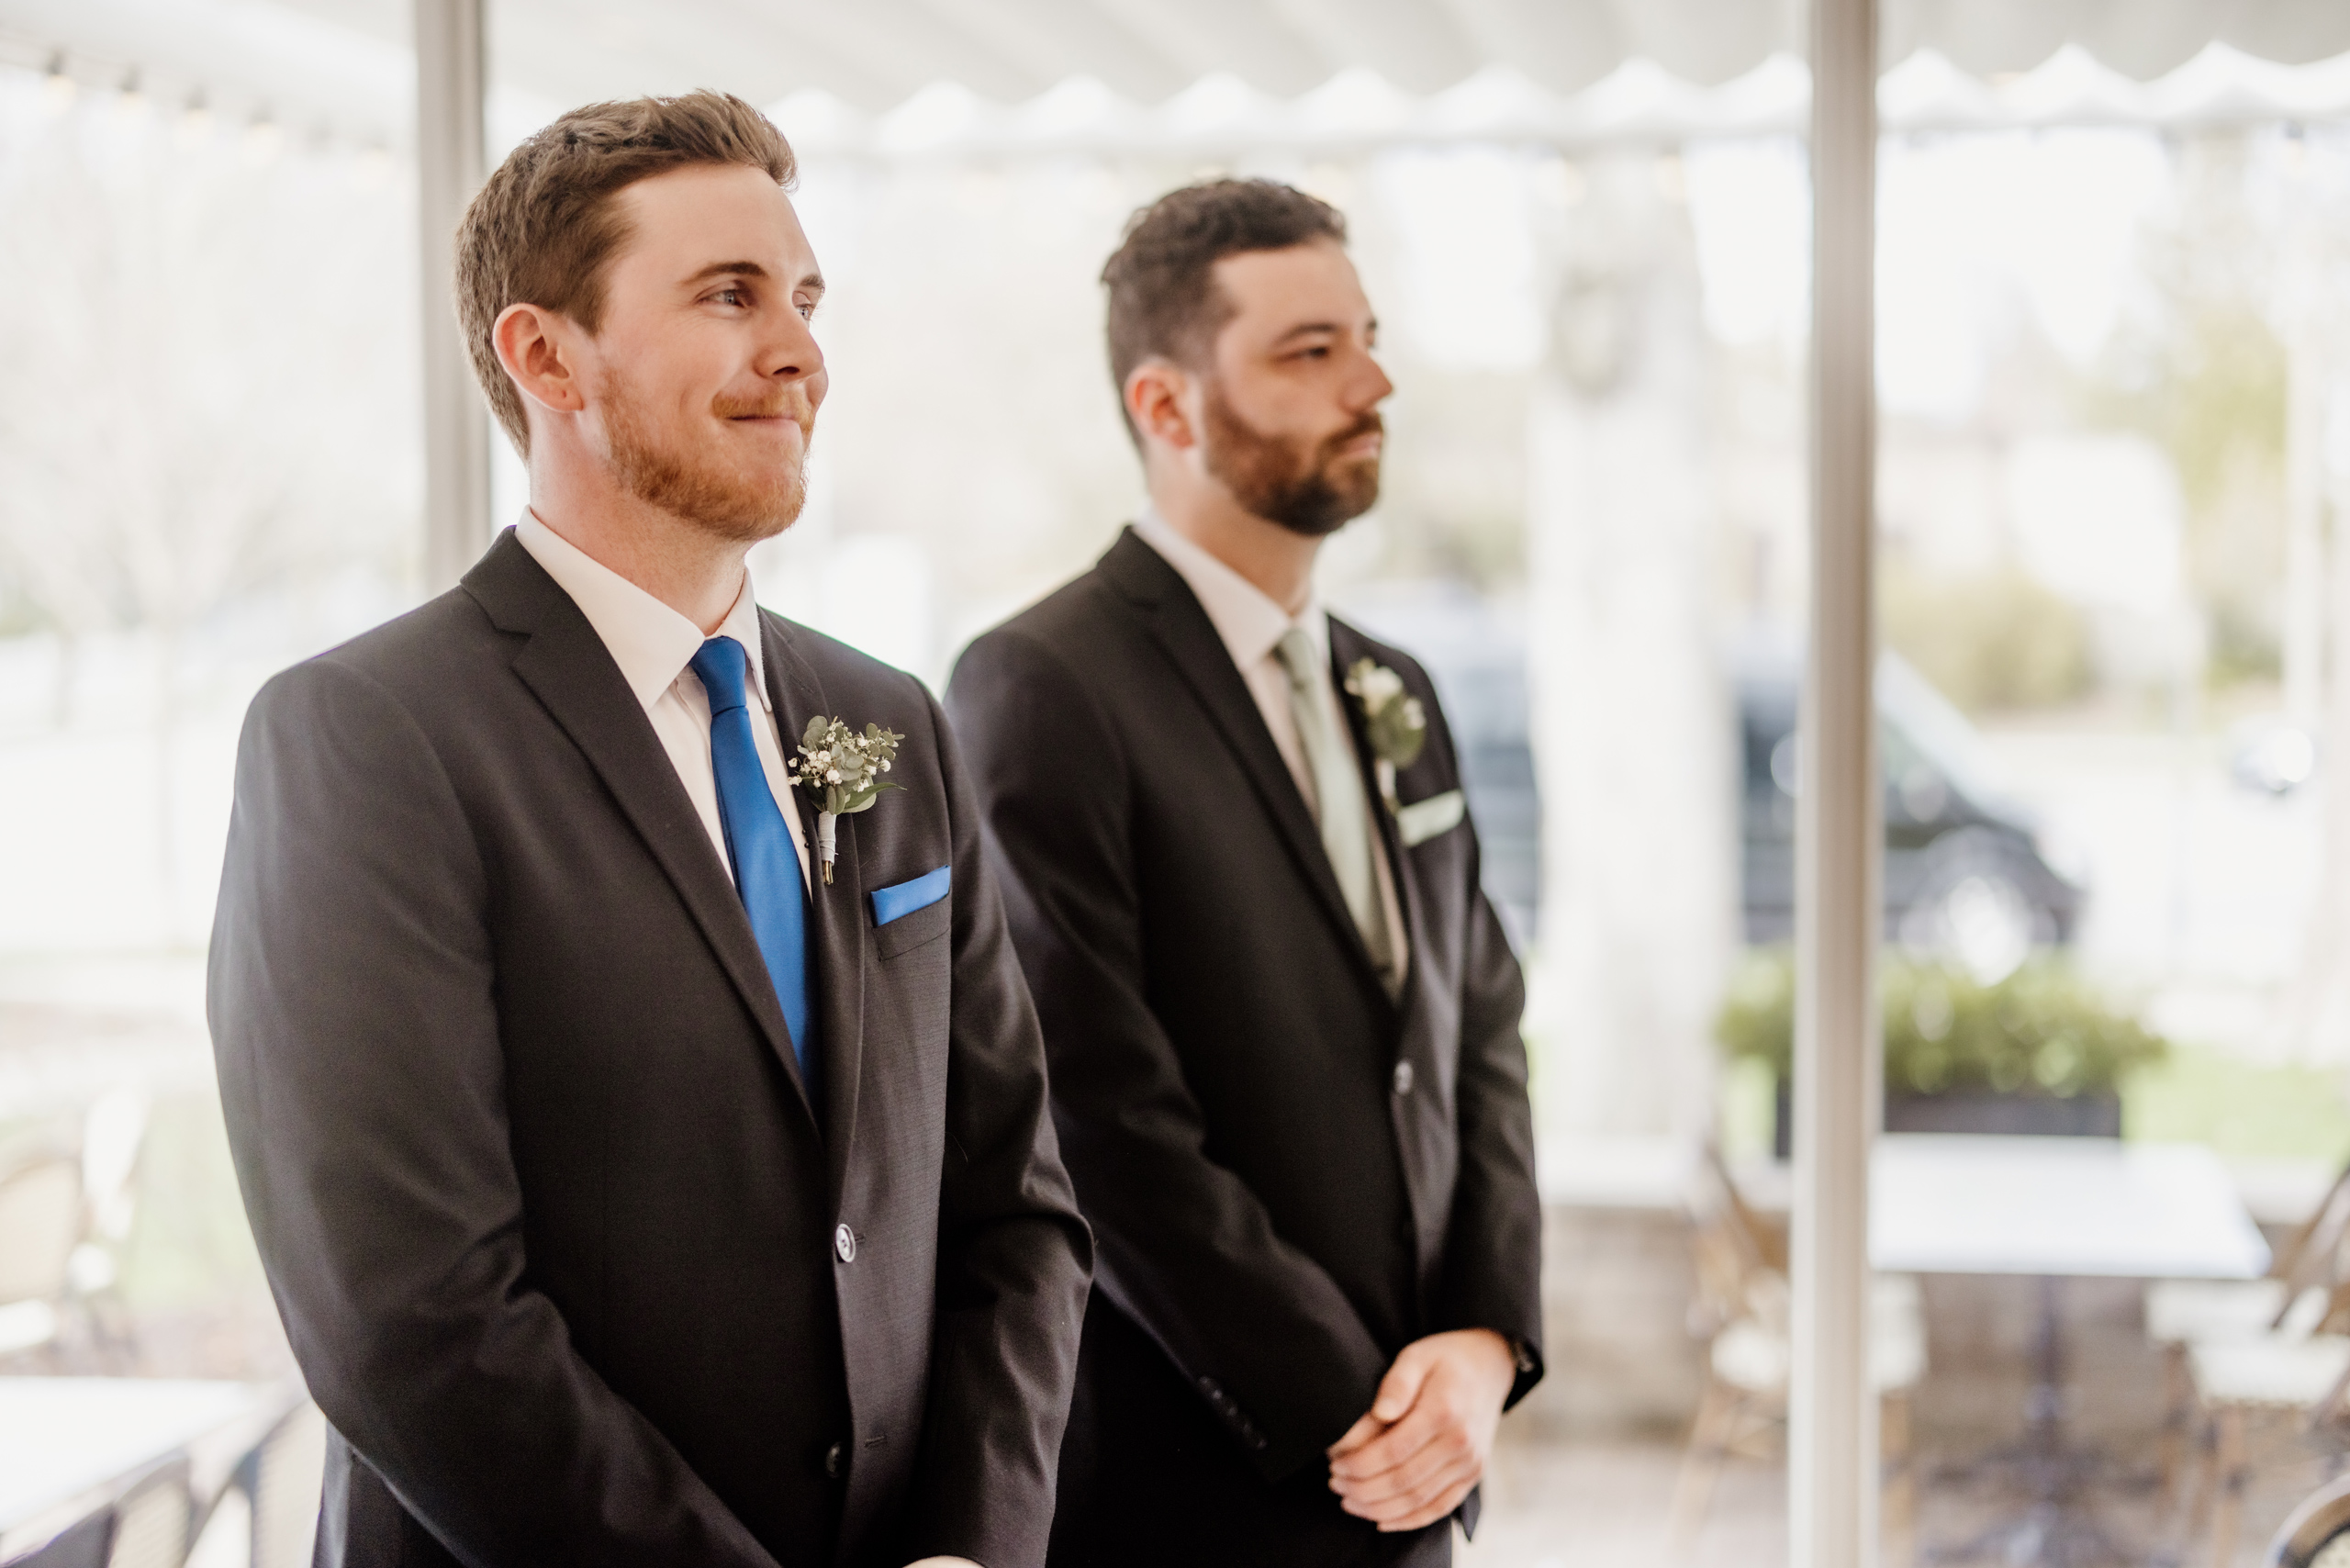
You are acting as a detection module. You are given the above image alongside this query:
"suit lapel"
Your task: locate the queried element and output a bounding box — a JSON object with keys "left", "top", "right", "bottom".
{"left": 1101, "top": 529, "right": 1391, "bottom": 1001}
{"left": 463, "top": 533, "right": 821, "bottom": 1126}
{"left": 761, "top": 613, "right": 867, "bottom": 1208}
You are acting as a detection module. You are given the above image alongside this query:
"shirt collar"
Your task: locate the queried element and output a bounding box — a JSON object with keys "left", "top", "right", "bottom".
{"left": 1131, "top": 506, "right": 1327, "bottom": 674}
{"left": 513, "top": 511, "right": 773, "bottom": 714}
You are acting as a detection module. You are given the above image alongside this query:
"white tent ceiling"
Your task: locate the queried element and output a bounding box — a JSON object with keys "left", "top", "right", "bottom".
{"left": 5, "top": 0, "right": 2350, "bottom": 155}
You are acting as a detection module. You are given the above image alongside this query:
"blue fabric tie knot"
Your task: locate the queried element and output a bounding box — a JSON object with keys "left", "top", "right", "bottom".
{"left": 688, "top": 636, "right": 819, "bottom": 1102}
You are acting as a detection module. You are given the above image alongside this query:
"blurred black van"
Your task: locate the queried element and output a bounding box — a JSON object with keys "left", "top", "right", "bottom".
{"left": 1340, "top": 589, "right": 2083, "bottom": 965}
{"left": 1733, "top": 636, "right": 2083, "bottom": 964}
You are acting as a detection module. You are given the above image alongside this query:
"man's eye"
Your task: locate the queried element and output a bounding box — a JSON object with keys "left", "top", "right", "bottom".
{"left": 712, "top": 287, "right": 748, "bottom": 308}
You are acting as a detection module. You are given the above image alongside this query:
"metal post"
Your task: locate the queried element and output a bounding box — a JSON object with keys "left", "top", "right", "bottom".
{"left": 415, "top": 0, "right": 491, "bottom": 592}
{"left": 1791, "top": 0, "right": 1881, "bottom": 1561}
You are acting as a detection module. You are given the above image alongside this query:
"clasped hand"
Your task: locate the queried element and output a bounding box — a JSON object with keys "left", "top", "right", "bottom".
{"left": 1326, "top": 1328, "right": 1516, "bottom": 1532}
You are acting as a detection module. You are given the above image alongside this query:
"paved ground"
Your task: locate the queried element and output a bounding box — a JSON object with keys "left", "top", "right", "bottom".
{"left": 1464, "top": 1422, "right": 2347, "bottom": 1567}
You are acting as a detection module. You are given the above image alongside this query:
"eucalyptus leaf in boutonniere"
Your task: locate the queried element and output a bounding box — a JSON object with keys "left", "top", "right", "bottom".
{"left": 1344, "top": 657, "right": 1427, "bottom": 813}
{"left": 788, "top": 716, "right": 904, "bottom": 885}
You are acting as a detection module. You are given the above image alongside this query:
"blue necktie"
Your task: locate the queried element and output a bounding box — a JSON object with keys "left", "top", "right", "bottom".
{"left": 688, "top": 636, "right": 819, "bottom": 1100}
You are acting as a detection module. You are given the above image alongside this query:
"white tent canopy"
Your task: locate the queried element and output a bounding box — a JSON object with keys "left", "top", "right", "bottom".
{"left": 5, "top": 0, "right": 2350, "bottom": 155}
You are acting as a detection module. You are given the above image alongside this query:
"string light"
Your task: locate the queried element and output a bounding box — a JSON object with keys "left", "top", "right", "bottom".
{"left": 1654, "top": 148, "right": 1687, "bottom": 204}
{"left": 243, "top": 109, "right": 282, "bottom": 164}
{"left": 17, "top": 50, "right": 380, "bottom": 162}
{"left": 1537, "top": 155, "right": 1586, "bottom": 208}
{"left": 42, "top": 51, "right": 74, "bottom": 115}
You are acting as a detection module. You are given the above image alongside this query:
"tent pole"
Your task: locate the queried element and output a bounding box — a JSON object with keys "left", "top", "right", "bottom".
{"left": 415, "top": 0, "right": 491, "bottom": 592}
{"left": 1792, "top": 0, "right": 1882, "bottom": 1561}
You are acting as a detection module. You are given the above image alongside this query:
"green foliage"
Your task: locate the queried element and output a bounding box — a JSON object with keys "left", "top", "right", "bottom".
{"left": 1716, "top": 947, "right": 2168, "bottom": 1098}
{"left": 2126, "top": 1046, "right": 2350, "bottom": 1161}
{"left": 1881, "top": 564, "right": 2094, "bottom": 713}
{"left": 2078, "top": 137, "right": 2291, "bottom": 693}
{"left": 2088, "top": 301, "right": 2286, "bottom": 522}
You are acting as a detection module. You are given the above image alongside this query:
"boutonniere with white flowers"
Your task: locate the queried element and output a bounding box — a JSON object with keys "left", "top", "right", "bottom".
{"left": 1344, "top": 657, "right": 1427, "bottom": 812}
{"left": 788, "top": 717, "right": 904, "bottom": 885}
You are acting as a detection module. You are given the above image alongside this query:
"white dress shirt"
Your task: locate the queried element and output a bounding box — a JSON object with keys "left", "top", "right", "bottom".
{"left": 1131, "top": 510, "right": 1408, "bottom": 980}
{"left": 514, "top": 514, "right": 811, "bottom": 892}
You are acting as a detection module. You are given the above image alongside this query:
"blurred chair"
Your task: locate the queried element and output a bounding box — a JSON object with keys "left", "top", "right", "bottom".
{"left": 1672, "top": 1145, "right": 1926, "bottom": 1564}
{"left": 69, "top": 1089, "right": 150, "bottom": 1368}
{"left": 185, "top": 1402, "right": 327, "bottom": 1568}
{"left": 2150, "top": 1157, "right": 2350, "bottom": 1496}
{"left": 17, "top": 1399, "right": 319, "bottom": 1568}
{"left": 2185, "top": 1277, "right": 2350, "bottom": 1567}
{"left": 0, "top": 1145, "right": 84, "bottom": 1363}
{"left": 2267, "top": 1470, "right": 2350, "bottom": 1567}
{"left": 12, "top": 1458, "right": 192, "bottom": 1568}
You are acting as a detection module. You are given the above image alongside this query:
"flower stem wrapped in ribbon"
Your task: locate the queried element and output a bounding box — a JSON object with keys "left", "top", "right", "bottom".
{"left": 788, "top": 716, "right": 904, "bottom": 884}
{"left": 1344, "top": 657, "right": 1427, "bottom": 812}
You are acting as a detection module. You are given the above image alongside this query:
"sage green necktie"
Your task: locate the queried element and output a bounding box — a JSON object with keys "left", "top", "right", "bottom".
{"left": 1275, "top": 626, "right": 1393, "bottom": 983}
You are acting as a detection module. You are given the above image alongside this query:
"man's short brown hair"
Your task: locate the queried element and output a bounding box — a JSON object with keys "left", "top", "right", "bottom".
{"left": 1099, "top": 179, "right": 1347, "bottom": 443}
{"left": 455, "top": 90, "right": 796, "bottom": 454}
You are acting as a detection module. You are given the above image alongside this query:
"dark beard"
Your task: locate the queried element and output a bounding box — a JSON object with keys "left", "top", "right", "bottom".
{"left": 598, "top": 370, "right": 810, "bottom": 543}
{"left": 1201, "top": 381, "right": 1382, "bottom": 538}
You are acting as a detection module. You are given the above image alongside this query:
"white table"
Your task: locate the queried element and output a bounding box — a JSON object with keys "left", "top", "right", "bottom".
{"left": 0, "top": 1378, "right": 275, "bottom": 1561}
{"left": 1871, "top": 1134, "right": 2272, "bottom": 1280}
{"left": 1862, "top": 1136, "right": 2270, "bottom": 1567}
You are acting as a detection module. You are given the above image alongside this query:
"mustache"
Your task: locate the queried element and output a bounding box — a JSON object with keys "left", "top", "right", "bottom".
{"left": 1323, "top": 410, "right": 1383, "bottom": 454}
{"left": 711, "top": 389, "right": 815, "bottom": 427}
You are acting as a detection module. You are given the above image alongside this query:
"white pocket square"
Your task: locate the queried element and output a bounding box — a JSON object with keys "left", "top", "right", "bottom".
{"left": 1396, "top": 789, "right": 1465, "bottom": 847}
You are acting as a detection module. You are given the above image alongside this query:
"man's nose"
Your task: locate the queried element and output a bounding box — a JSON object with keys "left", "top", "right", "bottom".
{"left": 760, "top": 314, "right": 824, "bottom": 388}
{"left": 1350, "top": 350, "right": 1394, "bottom": 411}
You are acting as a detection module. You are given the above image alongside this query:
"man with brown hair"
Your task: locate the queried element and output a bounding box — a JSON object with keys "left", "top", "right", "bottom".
{"left": 211, "top": 92, "right": 1089, "bottom": 1568}
{"left": 947, "top": 181, "right": 1543, "bottom": 1565}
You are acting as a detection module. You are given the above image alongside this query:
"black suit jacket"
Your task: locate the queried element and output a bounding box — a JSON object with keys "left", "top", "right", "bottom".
{"left": 208, "top": 531, "right": 1091, "bottom": 1568}
{"left": 946, "top": 529, "right": 1542, "bottom": 1566}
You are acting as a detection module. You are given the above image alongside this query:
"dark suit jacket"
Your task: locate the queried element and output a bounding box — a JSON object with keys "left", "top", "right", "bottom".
{"left": 945, "top": 528, "right": 1543, "bottom": 1567}
{"left": 208, "top": 531, "right": 1091, "bottom": 1568}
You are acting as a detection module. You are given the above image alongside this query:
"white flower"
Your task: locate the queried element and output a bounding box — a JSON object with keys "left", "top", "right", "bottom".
{"left": 878, "top": 759, "right": 890, "bottom": 772}
{"left": 1353, "top": 666, "right": 1405, "bottom": 709}
{"left": 826, "top": 768, "right": 842, "bottom": 783}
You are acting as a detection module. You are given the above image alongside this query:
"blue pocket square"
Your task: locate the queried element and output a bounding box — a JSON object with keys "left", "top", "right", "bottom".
{"left": 872, "top": 865, "right": 951, "bottom": 925}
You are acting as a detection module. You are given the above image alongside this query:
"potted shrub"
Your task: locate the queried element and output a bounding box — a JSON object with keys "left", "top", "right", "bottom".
{"left": 1716, "top": 948, "right": 2168, "bottom": 1158}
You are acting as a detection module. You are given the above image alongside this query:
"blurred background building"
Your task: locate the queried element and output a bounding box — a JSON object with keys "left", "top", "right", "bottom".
{"left": 5, "top": 1, "right": 2350, "bottom": 1562}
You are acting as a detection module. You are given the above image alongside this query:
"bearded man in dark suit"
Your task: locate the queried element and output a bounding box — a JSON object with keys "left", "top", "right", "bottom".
{"left": 209, "top": 92, "right": 1089, "bottom": 1568}
{"left": 946, "top": 180, "right": 1543, "bottom": 1568}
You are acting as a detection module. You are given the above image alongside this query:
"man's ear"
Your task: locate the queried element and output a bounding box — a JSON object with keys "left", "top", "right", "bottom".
{"left": 493, "top": 302, "right": 587, "bottom": 420}
{"left": 1125, "top": 359, "right": 1196, "bottom": 454}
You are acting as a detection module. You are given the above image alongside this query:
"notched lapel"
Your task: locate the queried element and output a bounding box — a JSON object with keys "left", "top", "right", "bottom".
{"left": 1105, "top": 531, "right": 1390, "bottom": 999}
{"left": 761, "top": 614, "right": 867, "bottom": 1209}
{"left": 1330, "top": 618, "right": 1433, "bottom": 1016}
{"left": 464, "top": 534, "right": 822, "bottom": 1126}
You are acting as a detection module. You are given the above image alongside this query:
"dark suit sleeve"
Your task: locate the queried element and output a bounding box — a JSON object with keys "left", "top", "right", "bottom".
{"left": 1434, "top": 831, "right": 1547, "bottom": 1408}
{"left": 903, "top": 686, "right": 1094, "bottom": 1568}
{"left": 1401, "top": 678, "right": 1545, "bottom": 1406}
{"left": 947, "top": 629, "right": 1393, "bottom": 1483}
{"left": 208, "top": 659, "right": 781, "bottom": 1568}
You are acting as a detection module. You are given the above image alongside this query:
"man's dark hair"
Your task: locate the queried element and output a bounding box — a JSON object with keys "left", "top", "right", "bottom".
{"left": 1100, "top": 179, "right": 1347, "bottom": 442}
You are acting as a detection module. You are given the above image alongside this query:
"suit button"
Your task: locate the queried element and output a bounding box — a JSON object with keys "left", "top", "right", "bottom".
{"left": 1392, "top": 1061, "right": 1415, "bottom": 1096}
{"left": 823, "top": 1440, "right": 845, "bottom": 1479}
{"left": 834, "top": 1224, "right": 856, "bottom": 1262}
